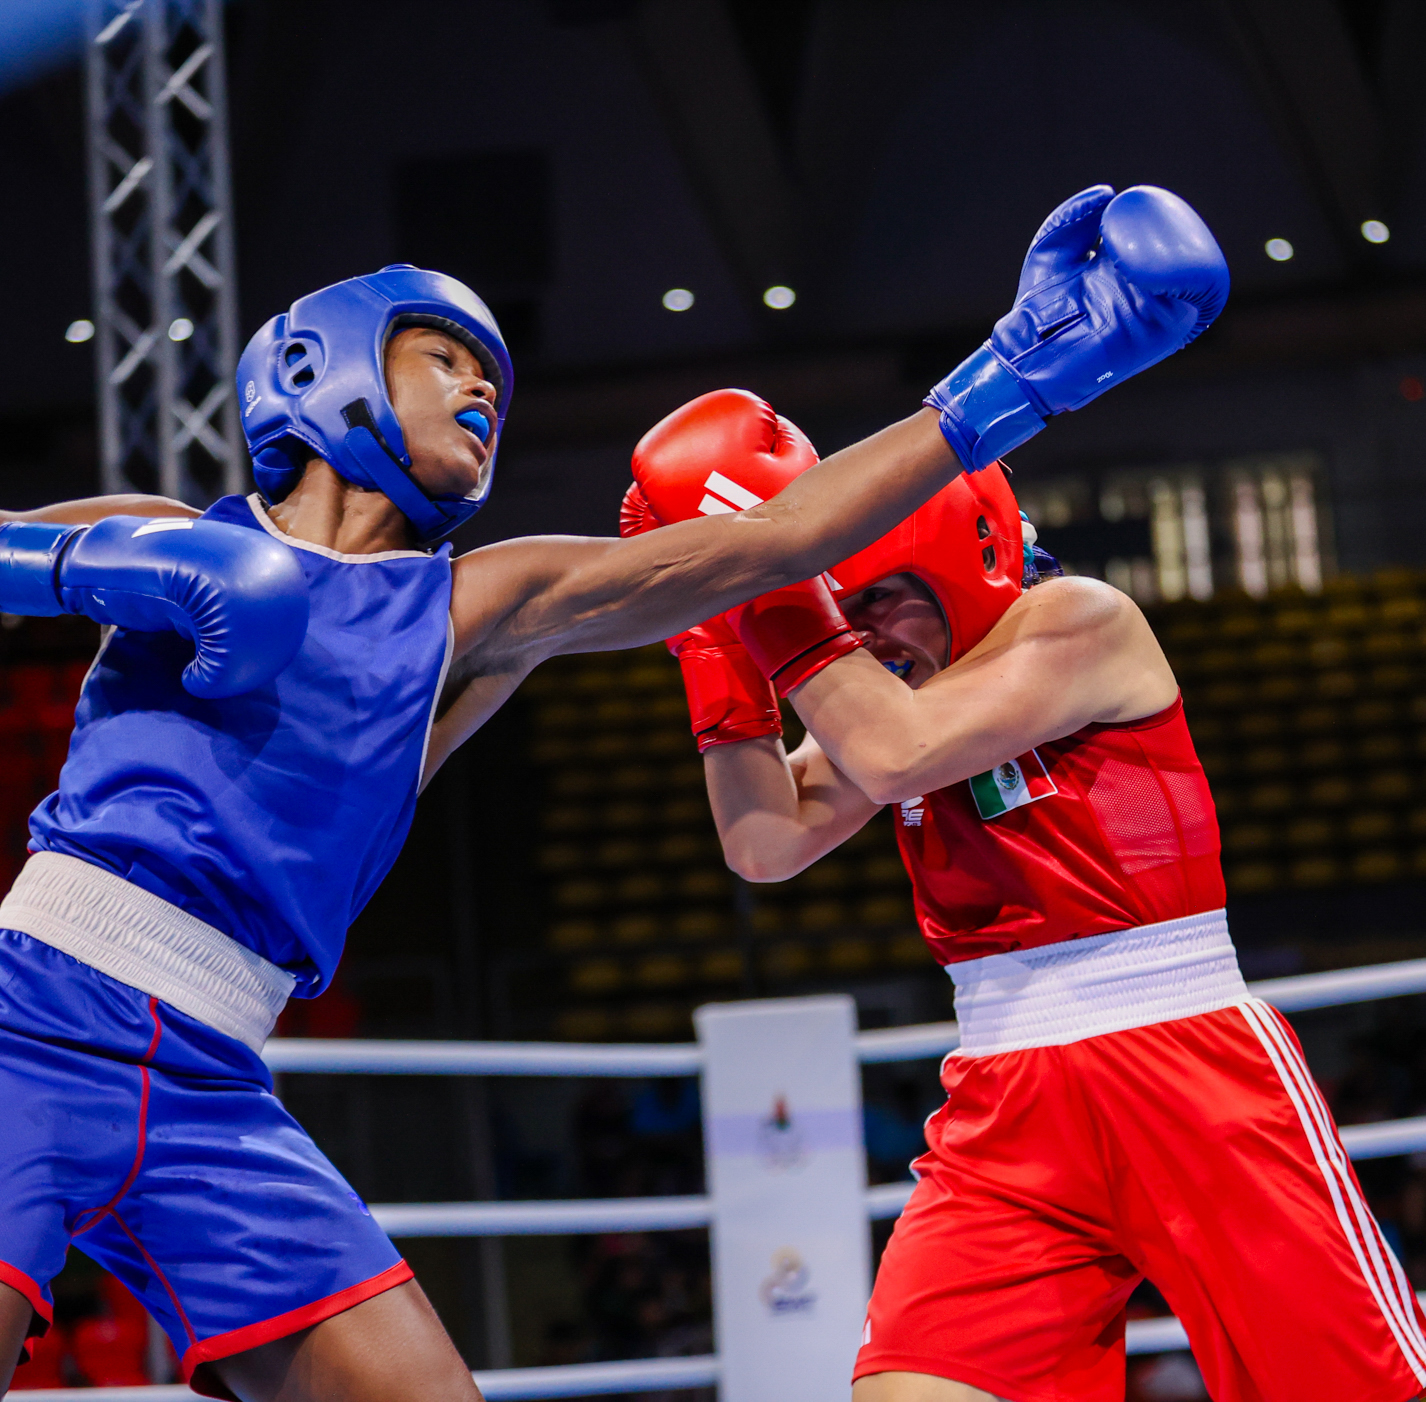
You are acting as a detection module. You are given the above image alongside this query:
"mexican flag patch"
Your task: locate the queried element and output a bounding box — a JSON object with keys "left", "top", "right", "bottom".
{"left": 968, "top": 750, "right": 1057, "bottom": 820}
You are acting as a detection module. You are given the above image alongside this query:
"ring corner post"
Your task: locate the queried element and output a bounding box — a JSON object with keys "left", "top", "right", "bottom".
{"left": 697, "top": 994, "right": 871, "bottom": 1402}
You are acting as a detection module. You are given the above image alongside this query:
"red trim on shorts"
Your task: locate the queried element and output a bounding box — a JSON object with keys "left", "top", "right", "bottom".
{"left": 0, "top": 1260, "right": 52, "bottom": 1332}
{"left": 111, "top": 1210, "right": 197, "bottom": 1347}
{"left": 181, "top": 1260, "right": 414, "bottom": 1398}
{"left": 74, "top": 997, "right": 162, "bottom": 1237}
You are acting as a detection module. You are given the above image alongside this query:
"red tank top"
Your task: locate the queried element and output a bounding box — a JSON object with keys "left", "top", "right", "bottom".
{"left": 894, "top": 697, "right": 1224, "bottom": 965}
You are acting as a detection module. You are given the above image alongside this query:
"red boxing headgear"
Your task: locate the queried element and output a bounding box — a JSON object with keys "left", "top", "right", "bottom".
{"left": 827, "top": 462, "right": 1024, "bottom": 665}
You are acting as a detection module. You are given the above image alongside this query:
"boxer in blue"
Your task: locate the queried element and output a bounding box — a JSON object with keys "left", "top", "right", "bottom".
{"left": 0, "top": 188, "right": 1227, "bottom": 1401}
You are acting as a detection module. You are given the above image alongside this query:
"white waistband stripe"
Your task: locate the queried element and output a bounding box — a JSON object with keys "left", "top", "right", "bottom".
{"left": 0, "top": 852, "right": 294, "bottom": 1053}
{"left": 948, "top": 910, "right": 1246, "bottom": 1055}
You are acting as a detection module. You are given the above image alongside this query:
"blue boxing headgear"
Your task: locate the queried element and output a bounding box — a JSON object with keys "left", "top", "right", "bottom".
{"left": 237, "top": 264, "right": 513, "bottom": 544}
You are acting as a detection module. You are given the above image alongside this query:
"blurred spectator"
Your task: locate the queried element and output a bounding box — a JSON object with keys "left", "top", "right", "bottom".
{"left": 7, "top": 1267, "right": 171, "bottom": 1389}
{"left": 863, "top": 1078, "right": 930, "bottom": 1183}
{"left": 579, "top": 1231, "right": 711, "bottom": 1365}
{"left": 629, "top": 1079, "right": 702, "bottom": 1197}
{"left": 575, "top": 1083, "right": 636, "bottom": 1198}
{"left": 273, "top": 968, "right": 362, "bottom": 1039}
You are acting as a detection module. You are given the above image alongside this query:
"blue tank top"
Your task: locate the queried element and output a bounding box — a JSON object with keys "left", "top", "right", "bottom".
{"left": 28, "top": 494, "right": 454, "bottom": 996}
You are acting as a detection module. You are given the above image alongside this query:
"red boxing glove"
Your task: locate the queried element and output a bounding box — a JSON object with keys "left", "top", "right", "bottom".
{"left": 619, "top": 481, "right": 658, "bottom": 538}
{"left": 620, "top": 484, "right": 782, "bottom": 752}
{"left": 730, "top": 577, "right": 863, "bottom": 697}
{"left": 668, "top": 615, "right": 782, "bottom": 753}
{"left": 632, "top": 388, "right": 818, "bottom": 526}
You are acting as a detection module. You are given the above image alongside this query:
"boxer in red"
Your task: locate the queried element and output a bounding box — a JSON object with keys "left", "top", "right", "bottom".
{"left": 632, "top": 419, "right": 1426, "bottom": 1394}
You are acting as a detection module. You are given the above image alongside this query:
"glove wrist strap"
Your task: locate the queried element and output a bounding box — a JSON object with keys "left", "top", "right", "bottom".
{"left": 766, "top": 630, "right": 862, "bottom": 697}
{"left": 0, "top": 521, "right": 86, "bottom": 617}
{"left": 676, "top": 643, "right": 782, "bottom": 752}
{"left": 925, "top": 344, "right": 1046, "bottom": 471}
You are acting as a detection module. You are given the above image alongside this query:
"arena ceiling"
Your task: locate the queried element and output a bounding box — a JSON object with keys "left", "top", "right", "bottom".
{"left": 0, "top": 0, "right": 1422, "bottom": 437}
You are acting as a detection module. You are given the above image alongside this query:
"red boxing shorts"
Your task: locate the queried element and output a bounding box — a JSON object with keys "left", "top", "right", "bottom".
{"left": 855, "top": 920, "right": 1426, "bottom": 1402}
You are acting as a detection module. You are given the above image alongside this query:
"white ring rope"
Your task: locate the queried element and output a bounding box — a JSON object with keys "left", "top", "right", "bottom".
{"left": 17, "top": 956, "right": 1425, "bottom": 1400}
{"left": 8, "top": 1354, "right": 723, "bottom": 1402}
{"left": 360, "top": 1115, "right": 1426, "bottom": 1241}
{"left": 262, "top": 957, "right": 1426, "bottom": 1076}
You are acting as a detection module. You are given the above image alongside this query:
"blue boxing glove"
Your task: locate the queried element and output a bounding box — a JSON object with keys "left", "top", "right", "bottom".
{"left": 927, "top": 184, "right": 1229, "bottom": 471}
{"left": 0, "top": 515, "right": 309, "bottom": 698}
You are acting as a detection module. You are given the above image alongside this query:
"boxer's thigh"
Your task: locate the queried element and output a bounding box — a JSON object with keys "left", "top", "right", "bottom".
{"left": 855, "top": 1047, "right": 1139, "bottom": 1402}
{"left": 1086, "top": 1001, "right": 1426, "bottom": 1402}
{"left": 75, "top": 1061, "right": 413, "bottom": 1397}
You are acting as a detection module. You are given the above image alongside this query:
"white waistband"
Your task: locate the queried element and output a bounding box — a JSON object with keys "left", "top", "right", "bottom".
{"left": 0, "top": 852, "right": 294, "bottom": 1053}
{"left": 947, "top": 909, "right": 1245, "bottom": 1056}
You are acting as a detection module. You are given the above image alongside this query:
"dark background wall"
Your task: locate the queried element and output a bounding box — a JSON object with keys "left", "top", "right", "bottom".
{"left": 3, "top": 0, "right": 1426, "bottom": 556}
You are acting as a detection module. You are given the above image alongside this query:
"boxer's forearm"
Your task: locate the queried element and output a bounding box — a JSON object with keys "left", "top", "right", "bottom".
{"left": 789, "top": 580, "right": 1177, "bottom": 804}
{"left": 0, "top": 495, "right": 198, "bottom": 526}
{"left": 703, "top": 735, "right": 878, "bottom": 882}
{"left": 743, "top": 408, "right": 960, "bottom": 578}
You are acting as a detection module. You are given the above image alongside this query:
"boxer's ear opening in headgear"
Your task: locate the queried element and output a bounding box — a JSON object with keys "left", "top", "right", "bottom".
{"left": 828, "top": 461, "right": 1025, "bottom": 668}
{"left": 237, "top": 265, "right": 514, "bottom": 545}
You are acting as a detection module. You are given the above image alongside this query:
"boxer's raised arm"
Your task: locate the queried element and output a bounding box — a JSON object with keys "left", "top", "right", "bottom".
{"left": 0, "top": 495, "right": 199, "bottom": 526}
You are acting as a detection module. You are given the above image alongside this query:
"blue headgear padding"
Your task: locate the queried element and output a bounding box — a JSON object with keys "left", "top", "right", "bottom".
{"left": 237, "top": 264, "right": 513, "bottom": 544}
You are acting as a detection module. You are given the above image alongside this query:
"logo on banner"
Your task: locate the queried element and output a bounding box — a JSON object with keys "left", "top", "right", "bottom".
{"left": 757, "top": 1095, "right": 806, "bottom": 1171}
{"left": 759, "top": 1247, "right": 816, "bottom": 1316}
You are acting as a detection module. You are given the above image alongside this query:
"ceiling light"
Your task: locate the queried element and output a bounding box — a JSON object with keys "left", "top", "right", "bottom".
{"left": 661, "top": 288, "right": 694, "bottom": 312}
{"left": 1361, "top": 220, "right": 1390, "bottom": 244}
{"left": 762, "top": 285, "right": 796, "bottom": 310}
{"left": 65, "top": 319, "right": 94, "bottom": 343}
{"left": 1265, "top": 238, "right": 1294, "bottom": 262}
{"left": 168, "top": 317, "right": 194, "bottom": 341}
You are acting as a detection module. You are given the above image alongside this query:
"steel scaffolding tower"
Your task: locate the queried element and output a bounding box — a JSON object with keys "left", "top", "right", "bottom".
{"left": 84, "top": 0, "right": 243, "bottom": 505}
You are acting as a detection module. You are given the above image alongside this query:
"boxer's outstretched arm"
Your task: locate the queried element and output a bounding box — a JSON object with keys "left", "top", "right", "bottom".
{"left": 0, "top": 495, "right": 199, "bottom": 525}
{"left": 702, "top": 732, "right": 881, "bottom": 882}
{"left": 451, "top": 407, "right": 958, "bottom": 667}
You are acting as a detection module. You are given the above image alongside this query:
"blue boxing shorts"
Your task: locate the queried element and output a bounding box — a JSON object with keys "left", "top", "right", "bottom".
{"left": 0, "top": 928, "right": 409, "bottom": 1398}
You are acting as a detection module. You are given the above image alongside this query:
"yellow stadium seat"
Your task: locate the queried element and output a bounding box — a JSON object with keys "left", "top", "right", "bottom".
{"left": 636, "top": 953, "right": 690, "bottom": 989}
{"left": 570, "top": 959, "right": 624, "bottom": 994}
{"left": 612, "top": 914, "right": 660, "bottom": 945}
{"left": 550, "top": 920, "right": 601, "bottom": 952}
{"left": 699, "top": 949, "right": 744, "bottom": 983}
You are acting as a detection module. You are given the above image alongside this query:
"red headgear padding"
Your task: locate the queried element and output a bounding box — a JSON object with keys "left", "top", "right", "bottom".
{"left": 827, "top": 462, "right": 1023, "bottom": 665}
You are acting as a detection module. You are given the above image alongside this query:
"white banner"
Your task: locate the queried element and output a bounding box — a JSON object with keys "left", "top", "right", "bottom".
{"left": 697, "top": 996, "right": 870, "bottom": 1402}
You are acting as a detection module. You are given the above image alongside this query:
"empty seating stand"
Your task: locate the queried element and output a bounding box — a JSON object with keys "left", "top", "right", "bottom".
{"left": 1154, "top": 571, "right": 1426, "bottom": 896}
{"left": 517, "top": 644, "right": 920, "bottom": 1041}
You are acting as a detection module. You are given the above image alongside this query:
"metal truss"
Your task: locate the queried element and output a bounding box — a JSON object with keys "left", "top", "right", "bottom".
{"left": 84, "top": 0, "right": 243, "bottom": 504}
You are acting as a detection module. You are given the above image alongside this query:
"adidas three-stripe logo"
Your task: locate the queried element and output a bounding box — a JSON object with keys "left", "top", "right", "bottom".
{"left": 695, "top": 471, "right": 842, "bottom": 591}
{"left": 697, "top": 471, "right": 763, "bottom": 516}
